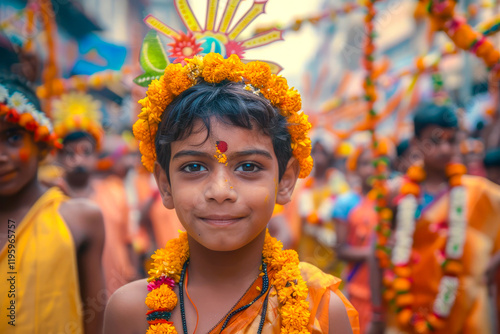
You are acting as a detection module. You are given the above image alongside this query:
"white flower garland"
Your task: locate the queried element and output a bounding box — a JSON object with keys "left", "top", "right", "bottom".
{"left": 393, "top": 185, "right": 467, "bottom": 318}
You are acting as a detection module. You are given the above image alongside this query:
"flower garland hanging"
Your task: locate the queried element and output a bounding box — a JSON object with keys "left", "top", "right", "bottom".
{"left": 427, "top": 0, "right": 500, "bottom": 70}
{"left": 384, "top": 163, "right": 467, "bottom": 333}
{"left": 145, "top": 229, "right": 310, "bottom": 334}
{"left": 362, "top": 0, "right": 394, "bottom": 271}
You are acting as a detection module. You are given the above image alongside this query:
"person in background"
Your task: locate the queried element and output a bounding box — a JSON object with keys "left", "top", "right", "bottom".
{"left": 0, "top": 74, "right": 105, "bottom": 334}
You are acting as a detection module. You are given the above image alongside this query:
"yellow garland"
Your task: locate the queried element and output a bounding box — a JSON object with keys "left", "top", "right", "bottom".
{"left": 133, "top": 53, "right": 313, "bottom": 178}
{"left": 146, "top": 229, "right": 311, "bottom": 334}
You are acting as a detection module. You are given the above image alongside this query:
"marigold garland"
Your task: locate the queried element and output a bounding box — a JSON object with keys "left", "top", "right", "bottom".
{"left": 134, "top": 53, "right": 313, "bottom": 178}
{"left": 384, "top": 163, "right": 468, "bottom": 333}
{"left": 145, "top": 229, "right": 311, "bottom": 334}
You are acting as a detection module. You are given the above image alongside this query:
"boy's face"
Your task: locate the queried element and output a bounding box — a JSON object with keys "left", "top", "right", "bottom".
{"left": 57, "top": 137, "right": 97, "bottom": 177}
{"left": 155, "top": 118, "right": 299, "bottom": 252}
{"left": 414, "top": 125, "right": 458, "bottom": 171}
{"left": 0, "top": 120, "right": 41, "bottom": 196}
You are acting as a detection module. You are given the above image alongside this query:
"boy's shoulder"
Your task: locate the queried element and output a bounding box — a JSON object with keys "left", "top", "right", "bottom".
{"left": 299, "top": 261, "right": 342, "bottom": 291}
{"left": 104, "top": 278, "right": 149, "bottom": 334}
{"left": 59, "top": 196, "right": 105, "bottom": 247}
{"left": 299, "top": 262, "right": 357, "bottom": 334}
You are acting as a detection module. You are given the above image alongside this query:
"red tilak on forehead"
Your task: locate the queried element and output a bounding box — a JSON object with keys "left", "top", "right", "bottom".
{"left": 216, "top": 141, "right": 228, "bottom": 153}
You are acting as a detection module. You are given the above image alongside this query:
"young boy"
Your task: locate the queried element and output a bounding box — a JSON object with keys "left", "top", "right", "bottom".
{"left": 372, "top": 102, "right": 500, "bottom": 334}
{"left": 104, "top": 54, "right": 359, "bottom": 333}
{"left": 0, "top": 75, "right": 105, "bottom": 333}
{"left": 52, "top": 92, "right": 138, "bottom": 295}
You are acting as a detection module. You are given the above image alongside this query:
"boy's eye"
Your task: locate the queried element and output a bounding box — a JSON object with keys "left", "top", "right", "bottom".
{"left": 236, "top": 163, "right": 260, "bottom": 172}
{"left": 6, "top": 130, "right": 24, "bottom": 144}
{"left": 182, "top": 163, "right": 207, "bottom": 173}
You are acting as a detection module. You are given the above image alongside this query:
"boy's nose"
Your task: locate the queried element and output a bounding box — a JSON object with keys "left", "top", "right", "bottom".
{"left": 204, "top": 169, "right": 237, "bottom": 204}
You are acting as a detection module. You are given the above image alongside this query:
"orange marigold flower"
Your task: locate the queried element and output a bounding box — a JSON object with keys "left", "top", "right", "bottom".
{"left": 449, "top": 175, "right": 463, "bottom": 188}
{"left": 299, "top": 155, "right": 314, "bottom": 179}
{"left": 396, "top": 293, "right": 414, "bottom": 307}
{"left": 443, "top": 260, "right": 463, "bottom": 276}
{"left": 287, "top": 112, "right": 311, "bottom": 142}
{"left": 146, "top": 322, "right": 178, "bottom": 334}
{"left": 400, "top": 182, "right": 420, "bottom": 197}
{"left": 164, "top": 64, "right": 193, "bottom": 96}
{"left": 145, "top": 284, "right": 177, "bottom": 310}
{"left": 397, "top": 308, "right": 413, "bottom": 327}
{"left": 393, "top": 278, "right": 411, "bottom": 292}
{"left": 379, "top": 208, "right": 393, "bottom": 221}
{"left": 279, "top": 89, "right": 302, "bottom": 115}
{"left": 18, "top": 113, "right": 34, "bottom": 127}
{"left": 225, "top": 54, "right": 245, "bottom": 82}
{"left": 407, "top": 165, "right": 426, "bottom": 183}
{"left": 243, "top": 61, "right": 271, "bottom": 88}
{"left": 383, "top": 289, "right": 396, "bottom": 301}
{"left": 394, "top": 266, "right": 412, "bottom": 278}
{"left": 445, "top": 163, "right": 467, "bottom": 178}
{"left": 202, "top": 53, "right": 228, "bottom": 83}
{"left": 427, "top": 313, "right": 446, "bottom": 330}
{"left": 261, "top": 74, "right": 288, "bottom": 105}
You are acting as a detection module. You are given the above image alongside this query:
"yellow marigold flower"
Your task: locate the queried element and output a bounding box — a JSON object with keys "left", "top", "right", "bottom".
{"left": 280, "top": 89, "right": 302, "bottom": 115}
{"left": 288, "top": 113, "right": 312, "bottom": 142}
{"left": 261, "top": 74, "right": 288, "bottom": 105}
{"left": 164, "top": 64, "right": 193, "bottom": 96}
{"left": 280, "top": 301, "right": 310, "bottom": 328}
{"left": 145, "top": 284, "right": 178, "bottom": 310}
{"left": 299, "top": 156, "right": 314, "bottom": 179}
{"left": 225, "top": 54, "right": 245, "bottom": 82}
{"left": 202, "top": 53, "right": 228, "bottom": 83}
{"left": 243, "top": 61, "right": 271, "bottom": 88}
{"left": 146, "top": 323, "right": 178, "bottom": 334}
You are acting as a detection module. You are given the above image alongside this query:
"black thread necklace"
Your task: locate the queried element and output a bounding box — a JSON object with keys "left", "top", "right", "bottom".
{"left": 178, "top": 259, "right": 270, "bottom": 334}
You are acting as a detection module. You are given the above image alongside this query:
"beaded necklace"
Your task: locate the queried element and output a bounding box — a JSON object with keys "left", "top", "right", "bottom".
{"left": 145, "top": 230, "right": 310, "bottom": 334}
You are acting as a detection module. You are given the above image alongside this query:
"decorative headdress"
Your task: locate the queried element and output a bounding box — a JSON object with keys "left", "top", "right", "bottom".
{"left": 52, "top": 92, "right": 104, "bottom": 148}
{"left": 0, "top": 83, "right": 60, "bottom": 147}
{"left": 133, "top": 0, "right": 313, "bottom": 178}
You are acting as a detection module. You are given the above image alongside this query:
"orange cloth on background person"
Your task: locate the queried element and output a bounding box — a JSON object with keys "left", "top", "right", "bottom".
{"left": 386, "top": 175, "right": 500, "bottom": 334}
{"left": 92, "top": 175, "right": 136, "bottom": 295}
{"left": 0, "top": 187, "right": 83, "bottom": 333}
{"left": 344, "top": 197, "right": 377, "bottom": 333}
{"left": 206, "top": 262, "right": 359, "bottom": 334}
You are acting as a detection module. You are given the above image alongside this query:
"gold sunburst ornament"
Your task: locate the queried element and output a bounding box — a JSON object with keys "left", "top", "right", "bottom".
{"left": 52, "top": 92, "right": 104, "bottom": 148}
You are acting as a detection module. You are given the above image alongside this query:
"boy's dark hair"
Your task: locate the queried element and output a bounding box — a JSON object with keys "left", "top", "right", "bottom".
{"left": 413, "top": 102, "right": 458, "bottom": 138}
{"left": 396, "top": 138, "right": 410, "bottom": 158}
{"left": 155, "top": 80, "right": 293, "bottom": 182}
{"left": 61, "top": 131, "right": 97, "bottom": 149}
{"left": 484, "top": 148, "right": 500, "bottom": 168}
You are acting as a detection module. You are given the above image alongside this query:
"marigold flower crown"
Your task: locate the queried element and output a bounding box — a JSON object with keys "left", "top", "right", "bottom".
{"left": 133, "top": 53, "right": 313, "bottom": 178}
{"left": 52, "top": 92, "right": 104, "bottom": 149}
{"left": 0, "top": 84, "right": 60, "bottom": 148}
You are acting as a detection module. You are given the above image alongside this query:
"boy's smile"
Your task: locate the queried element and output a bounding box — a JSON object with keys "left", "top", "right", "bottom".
{"left": 155, "top": 117, "right": 298, "bottom": 252}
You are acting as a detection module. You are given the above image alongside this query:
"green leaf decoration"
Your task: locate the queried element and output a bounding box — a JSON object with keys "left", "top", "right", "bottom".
{"left": 134, "top": 30, "right": 169, "bottom": 87}
{"left": 133, "top": 73, "right": 163, "bottom": 87}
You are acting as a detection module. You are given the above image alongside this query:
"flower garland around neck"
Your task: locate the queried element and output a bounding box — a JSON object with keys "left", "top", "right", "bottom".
{"left": 145, "top": 230, "right": 311, "bottom": 334}
{"left": 383, "top": 163, "right": 467, "bottom": 333}
{"left": 133, "top": 53, "right": 313, "bottom": 178}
